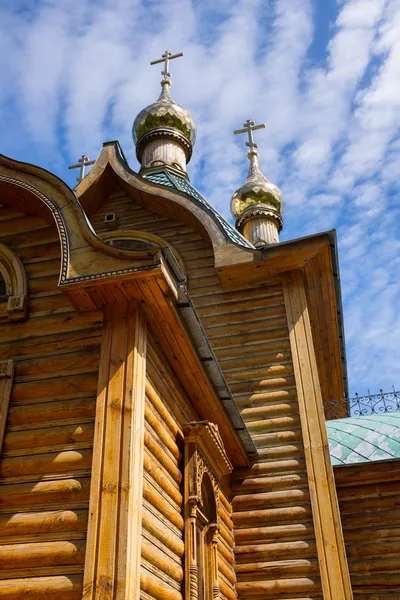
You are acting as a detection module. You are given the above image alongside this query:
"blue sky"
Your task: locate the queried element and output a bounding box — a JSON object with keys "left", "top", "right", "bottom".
{"left": 1, "top": 0, "right": 400, "bottom": 396}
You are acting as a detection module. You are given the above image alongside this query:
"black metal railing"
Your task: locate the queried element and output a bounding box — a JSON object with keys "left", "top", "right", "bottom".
{"left": 325, "top": 387, "right": 400, "bottom": 419}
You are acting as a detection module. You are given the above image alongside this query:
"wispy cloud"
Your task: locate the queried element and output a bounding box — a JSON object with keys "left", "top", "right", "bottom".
{"left": 0, "top": 0, "right": 400, "bottom": 395}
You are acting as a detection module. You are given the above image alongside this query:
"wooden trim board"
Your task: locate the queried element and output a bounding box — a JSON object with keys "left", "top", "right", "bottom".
{"left": 83, "top": 301, "right": 146, "bottom": 600}
{"left": 283, "top": 270, "right": 352, "bottom": 600}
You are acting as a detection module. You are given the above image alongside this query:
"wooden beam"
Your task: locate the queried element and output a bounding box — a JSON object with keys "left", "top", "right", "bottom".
{"left": 0, "top": 359, "right": 15, "bottom": 454}
{"left": 83, "top": 301, "right": 146, "bottom": 600}
{"left": 282, "top": 270, "right": 353, "bottom": 600}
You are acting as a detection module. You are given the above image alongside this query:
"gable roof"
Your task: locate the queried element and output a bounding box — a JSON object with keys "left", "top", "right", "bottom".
{"left": 327, "top": 413, "right": 400, "bottom": 465}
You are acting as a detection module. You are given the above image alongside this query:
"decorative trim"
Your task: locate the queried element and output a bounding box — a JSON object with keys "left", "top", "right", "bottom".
{"left": 0, "top": 241, "right": 28, "bottom": 321}
{"left": 184, "top": 421, "right": 233, "bottom": 600}
{"left": 0, "top": 175, "right": 70, "bottom": 284}
{"left": 0, "top": 359, "right": 15, "bottom": 455}
{"left": 136, "top": 127, "right": 193, "bottom": 162}
{"left": 237, "top": 206, "right": 284, "bottom": 231}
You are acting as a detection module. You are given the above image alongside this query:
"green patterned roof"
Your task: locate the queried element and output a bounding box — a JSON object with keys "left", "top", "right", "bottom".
{"left": 143, "top": 170, "right": 254, "bottom": 249}
{"left": 327, "top": 413, "right": 400, "bottom": 465}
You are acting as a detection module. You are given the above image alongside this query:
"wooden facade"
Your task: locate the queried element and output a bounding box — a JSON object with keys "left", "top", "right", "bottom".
{"left": 0, "top": 145, "right": 398, "bottom": 600}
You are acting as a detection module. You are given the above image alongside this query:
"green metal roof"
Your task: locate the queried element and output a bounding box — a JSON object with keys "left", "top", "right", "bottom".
{"left": 327, "top": 413, "right": 400, "bottom": 465}
{"left": 142, "top": 170, "right": 254, "bottom": 249}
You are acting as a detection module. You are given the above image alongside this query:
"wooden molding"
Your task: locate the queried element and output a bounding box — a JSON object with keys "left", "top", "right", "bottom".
{"left": 83, "top": 301, "right": 146, "bottom": 600}
{"left": 283, "top": 270, "right": 353, "bottom": 600}
{"left": 0, "top": 359, "right": 15, "bottom": 454}
{"left": 184, "top": 421, "right": 233, "bottom": 600}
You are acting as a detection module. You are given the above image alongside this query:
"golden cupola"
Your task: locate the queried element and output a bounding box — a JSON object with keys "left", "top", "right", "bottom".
{"left": 132, "top": 51, "right": 196, "bottom": 176}
{"left": 231, "top": 120, "right": 284, "bottom": 246}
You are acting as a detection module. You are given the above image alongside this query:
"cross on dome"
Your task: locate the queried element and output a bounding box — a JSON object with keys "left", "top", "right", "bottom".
{"left": 68, "top": 154, "right": 95, "bottom": 183}
{"left": 150, "top": 50, "right": 184, "bottom": 82}
{"left": 234, "top": 120, "right": 266, "bottom": 155}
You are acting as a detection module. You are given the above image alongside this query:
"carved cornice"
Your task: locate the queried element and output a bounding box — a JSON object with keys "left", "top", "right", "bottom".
{"left": 183, "top": 420, "right": 233, "bottom": 480}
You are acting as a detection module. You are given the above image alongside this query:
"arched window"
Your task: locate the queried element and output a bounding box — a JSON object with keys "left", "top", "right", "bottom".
{"left": 196, "top": 473, "right": 218, "bottom": 600}
{"left": 0, "top": 242, "right": 28, "bottom": 321}
{"left": 0, "top": 272, "right": 7, "bottom": 297}
{"left": 183, "top": 421, "right": 232, "bottom": 600}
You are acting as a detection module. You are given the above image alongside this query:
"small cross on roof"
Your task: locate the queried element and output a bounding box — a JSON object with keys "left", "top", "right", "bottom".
{"left": 234, "top": 119, "right": 266, "bottom": 154}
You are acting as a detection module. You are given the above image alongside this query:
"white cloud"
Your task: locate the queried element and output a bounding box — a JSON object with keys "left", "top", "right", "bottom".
{"left": 0, "top": 0, "right": 400, "bottom": 395}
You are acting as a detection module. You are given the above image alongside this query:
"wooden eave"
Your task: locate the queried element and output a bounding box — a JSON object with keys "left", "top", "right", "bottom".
{"left": 62, "top": 257, "right": 250, "bottom": 467}
{"left": 75, "top": 142, "right": 255, "bottom": 264}
{"left": 217, "top": 230, "right": 349, "bottom": 411}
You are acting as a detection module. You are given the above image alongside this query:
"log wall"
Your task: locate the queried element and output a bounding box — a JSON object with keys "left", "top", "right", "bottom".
{"left": 91, "top": 189, "right": 323, "bottom": 599}
{"left": 0, "top": 204, "right": 102, "bottom": 599}
{"left": 335, "top": 460, "right": 400, "bottom": 599}
{"left": 144, "top": 333, "right": 237, "bottom": 600}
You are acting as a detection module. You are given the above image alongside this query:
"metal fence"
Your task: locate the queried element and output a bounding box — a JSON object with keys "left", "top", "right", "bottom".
{"left": 325, "top": 387, "right": 400, "bottom": 418}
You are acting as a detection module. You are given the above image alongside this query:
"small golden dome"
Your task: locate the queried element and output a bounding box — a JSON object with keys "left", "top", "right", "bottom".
{"left": 132, "top": 81, "right": 196, "bottom": 163}
{"left": 231, "top": 152, "right": 284, "bottom": 230}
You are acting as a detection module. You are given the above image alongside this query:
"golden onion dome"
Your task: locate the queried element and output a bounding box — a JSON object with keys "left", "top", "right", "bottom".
{"left": 132, "top": 79, "right": 196, "bottom": 163}
{"left": 231, "top": 151, "right": 284, "bottom": 230}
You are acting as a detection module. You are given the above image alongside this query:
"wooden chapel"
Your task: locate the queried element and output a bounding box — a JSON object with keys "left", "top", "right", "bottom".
{"left": 1, "top": 50, "right": 399, "bottom": 600}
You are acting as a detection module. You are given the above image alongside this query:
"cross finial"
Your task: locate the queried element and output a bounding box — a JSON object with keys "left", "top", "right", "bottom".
{"left": 150, "top": 50, "right": 184, "bottom": 83}
{"left": 68, "top": 154, "right": 95, "bottom": 183}
{"left": 234, "top": 119, "right": 266, "bottom": 155}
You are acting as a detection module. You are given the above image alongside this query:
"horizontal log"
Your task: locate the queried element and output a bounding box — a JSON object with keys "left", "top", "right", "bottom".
{"left": 0, "top": 478, "right": 90, "bottom": 508}
{"left": 233, "top": 458, "right": 305, "bottom": 478}
{"left": 0, "top": 449, "right": 92, "bottom": 478}
{"left": 257, "top": 443, "right": 305, "bottom": 459}
{"left": 8, "top": 397, "right": 96, "bottom": 426}
{"left": 3, "top": 423, "right": 95, "bottom": 452}
{"left": 232, "top": 488, "right": 309, "bottom": 510}
{"left": 341, "top": 509, "right": 400, "bottom": 529}
{"left": 142, "top": 508, "right": 184, "bottom": 558}
{"left": 218, "top": 555, "right": 236, "bottom": 585}
{"left": 347, "top": 539, "right": 400, "bottom": 558}
{"left": 144, "top": 454, "right": 182, "bottom": 507}
{"left": 11, "top": 373, "right": 98, "bottom": 404}
{"left": 234, "top": 540, "right": 317, "bottom": 562}
{"left": 199, "top": 292, "right": 285, "bottom": 320}
{"left": 226, "top": 363, "right": 293, "bottom": 383}
{"left": 0, "top": 328, "right": 102, "bottom": 361}
{"left": 235, "top": 576, "right": 320, "bottom": 596}
{"left": 235, "top": 389, "right": 297, "bottom": 408}
{"left": 0, "top": 311, "right": 102, "bottom": 344}
{"left": 253, "top": 429, "right": 303, "bottom": 448}
{"left": 239, "top": 401, "right": 299, "bottom": 421}
{"left": 143, "top": 480, "right": 183, "bottom": 530}
{"left": 15, "top": 349, "right": 100, "bottom": 379}
{"left": 232, "top": 473, "right": 307, "bottom": 494}
{"left": 233, "top": 505, "right": 312, "bottom": 527}
{"left": 348, "top": 555, "right": 400, "bottom": 573}
{"left": 0, "top": 509, "right": 88, "bottom": 537}
{"left": 218, "top": 577, "right": 237, "bottom": 600}
{"left": 235, "top": 558, "right": 318, "bottom": 578}
{"left": 210, "top": 325, "right": 289, "bottom": 351}
{"left": 0, "top": 574, "right": 82, "bottom": 599}
{"left": 144, "top": 429, "right": 181, "bottom": 484}
{"left": 337, "top": 481, "right": 400, "bottom": 502}
{"left": 144, "top": 404, "right": 181, "bottom": 462}
{"left": 141, "top": 538, "right": 183, "bottom": 583}
{"left": 215, "top": 339, "right": 291, "bottom": 364}
{"left": 246, "top": 413, "right": 299, "bottom": 430}
{"left": 0, "top": 540, "right": 85, "bottom": 570}
{"left": 203, "top": 305, "right": 287, "bottom": 331}
{"left": 218, "top": 537, "right": 235, "bottom": 566}
{"left": 234, "top": 523, "right": 315, "bottom": 544}
{"left": 230, "top": 375, "right": 296, "bottom": 396}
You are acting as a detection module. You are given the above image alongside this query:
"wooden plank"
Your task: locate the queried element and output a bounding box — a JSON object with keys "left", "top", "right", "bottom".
{"left": 83, "top": 301, "right": 146, "bottom": 600}
{"left": 0, "top": 360, "right": 14, "bottom": 454}
{"left": 282, "top": 270, "right": 353, "bottom": 600}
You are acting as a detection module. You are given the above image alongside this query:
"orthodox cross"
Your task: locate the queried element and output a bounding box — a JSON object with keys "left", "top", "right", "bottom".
{"left": 68, "top": 154, "right": 95, "bottom": 183}
{"left": 150, "top": 50, "right": 184, "bottom": 80}
{"left": 234, "top": 120, "right": 266, "bottom": 153}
